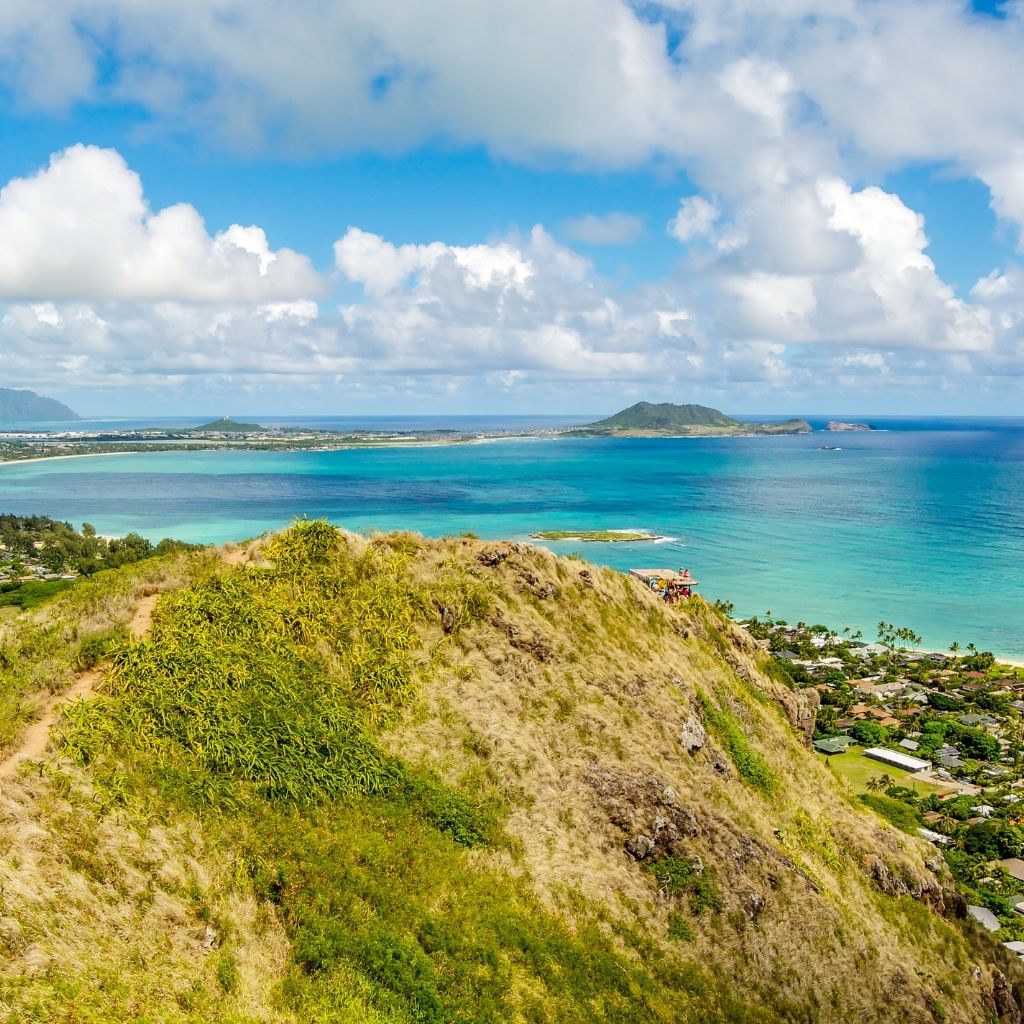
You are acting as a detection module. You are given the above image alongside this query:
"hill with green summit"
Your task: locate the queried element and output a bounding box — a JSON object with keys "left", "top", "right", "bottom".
{"left": 189, "top": 417, "right": 264, "bottom": 432}
{"left": 0, "top": 522, "right": 1018, "bottom": 1023}
{"left": 574, "top": 402, "right": 811, "bottom": 436}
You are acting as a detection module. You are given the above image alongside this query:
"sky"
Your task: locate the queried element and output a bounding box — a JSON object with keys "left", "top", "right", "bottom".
{"left": 0, "top": 2, "right": 1023, "bottom": 416}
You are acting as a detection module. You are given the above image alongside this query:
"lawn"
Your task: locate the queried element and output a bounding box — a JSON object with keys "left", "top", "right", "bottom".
{"left": 820, "top": 748, "right": 951, "bottom": 796}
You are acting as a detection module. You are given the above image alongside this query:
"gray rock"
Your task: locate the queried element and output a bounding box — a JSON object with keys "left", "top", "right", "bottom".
{"left": 625, "top": 834, "right": 655, "bottom": 860}
{"left": 679, "top": 714, "right": 706, "bottom": 754}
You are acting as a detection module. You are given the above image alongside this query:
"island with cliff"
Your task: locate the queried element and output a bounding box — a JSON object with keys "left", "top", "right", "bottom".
{"left": 827, "top": 420, "right": 875, "bottom": 431}
{"left": 569, "top": 401, "right": 813, "bottom": 437}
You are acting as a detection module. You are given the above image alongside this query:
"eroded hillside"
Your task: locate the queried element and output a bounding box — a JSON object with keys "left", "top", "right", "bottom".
{"left": 0, "top": 522, "right": 1020, "bottom": 1023}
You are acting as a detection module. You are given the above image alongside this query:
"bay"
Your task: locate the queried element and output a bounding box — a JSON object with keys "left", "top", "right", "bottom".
{"left": 1, "top": 415, "right": 1022, "bottom": 657}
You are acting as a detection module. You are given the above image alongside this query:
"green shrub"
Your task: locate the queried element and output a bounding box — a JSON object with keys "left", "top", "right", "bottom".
{"left": 696, "top": 693, "right": 777, "bottom": 797}
{"left": 858, "top": 793, "right": 922, "bottom": 835}
{"left": 75, "top": 627, "right": 127, "bottom": 670}
{"left": 644, "top": 857, "right": 723, "bottom": 916}
{"left": 215, "top": 951, "right": 240, "bottom": 994}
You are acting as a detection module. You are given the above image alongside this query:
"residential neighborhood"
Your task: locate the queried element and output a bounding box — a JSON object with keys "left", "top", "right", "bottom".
{"left": 739, "top": 611, "right": 1024, "bottom": 950}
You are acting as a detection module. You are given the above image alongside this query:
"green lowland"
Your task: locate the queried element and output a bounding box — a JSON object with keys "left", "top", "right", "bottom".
{"left": 0, "top": 521, "right": 1018, "bottom": 1023}
{"left": 572, "top": 402, "right": 812, "bottom": 436}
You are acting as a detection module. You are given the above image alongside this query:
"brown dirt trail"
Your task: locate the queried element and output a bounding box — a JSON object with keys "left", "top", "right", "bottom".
{"left": 0, "top": 591, "right": 160, "bottom": 781}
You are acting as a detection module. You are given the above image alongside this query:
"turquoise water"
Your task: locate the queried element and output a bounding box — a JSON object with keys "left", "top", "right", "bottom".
{"left": 1, "top": 419, "right": 1022, "bottom": 657}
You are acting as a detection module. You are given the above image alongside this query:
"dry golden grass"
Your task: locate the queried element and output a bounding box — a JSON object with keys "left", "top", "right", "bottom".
{"left": 0, "top": 768, "right": 294, "bottom": 1024}
{"left": 383, "top": 536, "right": 1019, "bottom": 1023}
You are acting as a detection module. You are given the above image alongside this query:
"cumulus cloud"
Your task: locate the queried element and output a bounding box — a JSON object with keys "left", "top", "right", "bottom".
{"left": 0, "top": 141, "right": 1019, "bottom": 408}
{"left": 684, "top": 175, "right": 993, "bottom": 352}
{"left": 668, "top": 196, "right": 719, "bottom": 243}
{"left": 562, "top": 212, "right": 646, "bottom": 245}
{"left": 0, "top": 4, "right": 1017, "bottom": 177}
{"left": 0, "top": 144, "right": 320, "bottom": 301}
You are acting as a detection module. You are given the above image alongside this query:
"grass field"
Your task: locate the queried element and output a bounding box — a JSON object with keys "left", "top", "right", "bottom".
{"left": 819, "top": 749, "right": 950, "bottom": 796}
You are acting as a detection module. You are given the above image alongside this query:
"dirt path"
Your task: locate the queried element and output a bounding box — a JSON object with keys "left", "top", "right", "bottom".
{"left": 0, "top": 591, "right": 160, "bottom": 781}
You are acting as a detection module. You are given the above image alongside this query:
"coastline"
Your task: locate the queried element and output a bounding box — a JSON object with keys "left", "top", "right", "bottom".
{"left": 0, "top": 450, "right": 146, "bottom": 467}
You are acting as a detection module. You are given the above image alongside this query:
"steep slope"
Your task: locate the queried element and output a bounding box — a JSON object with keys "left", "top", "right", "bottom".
{"left": 0, "top": 524, "right": 1019, "bottom": 1023}
{"left": 0, "top": 387, "right": 78, "bottom": 422}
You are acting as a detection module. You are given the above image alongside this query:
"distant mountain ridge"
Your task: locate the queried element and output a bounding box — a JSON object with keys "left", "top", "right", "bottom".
{"left": 573, "top": 401, "right": 811, "bottom": 436}
{"left": 0, "top": 388, "right": 79, "bottom": 422}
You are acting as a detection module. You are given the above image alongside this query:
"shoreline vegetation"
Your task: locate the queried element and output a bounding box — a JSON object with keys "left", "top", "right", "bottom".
{"left": 0, "top": 402, "right": 817, "bottom": 465}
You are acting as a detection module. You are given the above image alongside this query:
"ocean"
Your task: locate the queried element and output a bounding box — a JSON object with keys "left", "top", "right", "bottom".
{"left": 1, "top": 415, "right": 1022, "bottom": 658}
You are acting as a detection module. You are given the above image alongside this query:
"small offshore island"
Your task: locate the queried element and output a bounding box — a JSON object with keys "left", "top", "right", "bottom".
{"left": 530, "top": 529, "right": 664, "bottom": 542}
{"left": 567, "top": 401, "right": 812, "bottom": 437}
{"left": 0, "top": 396, "right": 818, "bottom": 464}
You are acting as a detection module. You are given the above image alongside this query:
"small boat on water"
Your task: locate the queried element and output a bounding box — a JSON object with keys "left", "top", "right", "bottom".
{"left": 820, "top": 444, "right": 842, "bottom": 451}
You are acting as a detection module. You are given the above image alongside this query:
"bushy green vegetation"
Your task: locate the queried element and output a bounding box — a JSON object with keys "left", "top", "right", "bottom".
{"left": 2, "top": 522, "right": 1009, "bottom": 1023}
{"left": 0, "top": 554, "right": 200, "bottom": 754}
{"left": 249, "top": 800, "right": 761, "bottom": 1024}
{"left": 643, "top": 857, "right": 723, "bottom": 916}
{"left": 0, "top": 578, "right": 75, "bottom": 609}
{"left": 858, "top": 793, "right": 922, "bottom": 834}
{"left": 0, "top": 513, "right": 199, "bottom": 578}
{"left": 696, "top": 692, "right": 776, "bottom": 796}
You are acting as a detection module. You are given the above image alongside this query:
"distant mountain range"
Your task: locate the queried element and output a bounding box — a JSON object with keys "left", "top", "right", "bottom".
{"left": 0, "top": 388, "right": 79, "bottom": 423}
{"left": 572, "top": 401, "right": 812, "bottom": 436}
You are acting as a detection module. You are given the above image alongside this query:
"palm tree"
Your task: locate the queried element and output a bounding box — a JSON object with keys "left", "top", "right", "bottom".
{"left": 949, "top": 641, "right": 960, "bottom": 656}
{"left": 866, "top": 776, "right": 883, "bottom": 793}
{"left": 879, "top": 773, "right": 896, "bottom": 792}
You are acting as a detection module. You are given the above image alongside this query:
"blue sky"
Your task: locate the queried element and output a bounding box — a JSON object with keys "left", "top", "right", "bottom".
{"left": 0, "top": 2, "right": 1023, "bottom": 416}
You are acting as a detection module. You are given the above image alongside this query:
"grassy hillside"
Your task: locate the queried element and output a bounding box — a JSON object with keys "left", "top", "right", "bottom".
{"left": 0, "top": 522, "right": 1020, "bottom": 1023}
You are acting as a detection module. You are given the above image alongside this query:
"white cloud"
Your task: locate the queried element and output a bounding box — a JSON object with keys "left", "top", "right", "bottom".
{"left": 668, "top": 196, "right": 719, "bottom": 243}
{"left": 0, "top": 142, "right": 1018, "bottom": 409}
{"left": 562, "top": 212, "right": 646, "bottom": 245}
{"left": 0, "top": 144, "right": 320, "bottom": 302}
{"left": 333, "top": 228, "right": 537, "bottom": 297}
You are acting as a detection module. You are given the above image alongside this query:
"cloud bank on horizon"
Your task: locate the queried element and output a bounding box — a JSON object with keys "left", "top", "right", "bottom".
{"left": 0, "top": 0, "right": 1023, "bottom": 414}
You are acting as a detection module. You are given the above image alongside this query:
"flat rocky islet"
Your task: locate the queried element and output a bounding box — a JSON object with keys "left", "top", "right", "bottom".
{"left": 827, "top": 420, "right": 875, "bottom": 431}
{"left": 530, "top": 529, "right": 662, "bottom": 542}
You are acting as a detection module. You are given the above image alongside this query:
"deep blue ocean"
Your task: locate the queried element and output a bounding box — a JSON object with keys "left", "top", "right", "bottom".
{"left": 1, "top": 414, "right": 1022, "bottom": 658}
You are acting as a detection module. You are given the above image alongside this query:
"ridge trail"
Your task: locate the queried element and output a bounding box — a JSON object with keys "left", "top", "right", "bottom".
{"left": 0, "top": 592, "right": 159, "bottom": 781}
